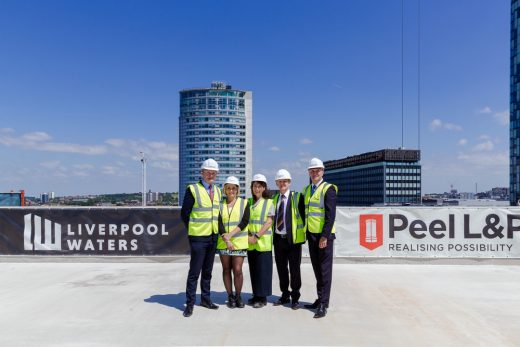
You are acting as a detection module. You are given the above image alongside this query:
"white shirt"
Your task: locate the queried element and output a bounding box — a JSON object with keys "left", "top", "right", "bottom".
{"left": 276, "top": 190, "right": 290, "bottom": 235}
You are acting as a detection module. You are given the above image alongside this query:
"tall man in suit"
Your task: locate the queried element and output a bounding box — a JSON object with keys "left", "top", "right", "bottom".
{"left": 180, "top": 158, "right": 222, "bottom": 317}
{"left": 303, "top": 157, "right": 337, "bottom": 318}
{"left": 272, "top": 169, "right": 306, "bottom": 310}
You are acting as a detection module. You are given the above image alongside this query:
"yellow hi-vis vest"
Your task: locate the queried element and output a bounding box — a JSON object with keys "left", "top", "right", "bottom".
{"left": 247, "top": 198, "right": 274, "bottom": 252}
{"left": 188, "top": 183, "right": 221, "bottom": 236}
{"left": 304, "top": 182, "right": 337, "bottom": 234}
{"left": 217, "top": 197, "right": 248, "bottom": 250}
{"left": 272, "top": 192, "right": 306, "bottom": 244}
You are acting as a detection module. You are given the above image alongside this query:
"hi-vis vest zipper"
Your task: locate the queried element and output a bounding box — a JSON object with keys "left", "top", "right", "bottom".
{"left": 304, "top": 182, "right": 337, "bottom": 234}
{"left": 188, "top": 183, "right": 221, "bottom": 236}
{"left": 272, "top": 192, "right": 306, "bottom": 244}
{"left": 217, "top": 197, "right": 248, "bottom": 250}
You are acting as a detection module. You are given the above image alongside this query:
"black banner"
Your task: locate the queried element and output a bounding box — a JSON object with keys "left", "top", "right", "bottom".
{"left": 0, "top": 208, "right": 190, "bottom": 255}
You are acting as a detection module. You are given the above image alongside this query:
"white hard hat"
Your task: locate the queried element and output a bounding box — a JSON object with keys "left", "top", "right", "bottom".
{"left": 275, "top": 169, "right": 292, "bottom": 181}
{"left": 201, "top": 158, "right": 219, "bottom": 171}
{"left": 252, "top": 173, "right": 267, "bottom": 183}
{"left": 224, "top": 176, "right": 240, "bottom": 186}
{"left": 308, "top": 157, "right": 324, "bottom": 169}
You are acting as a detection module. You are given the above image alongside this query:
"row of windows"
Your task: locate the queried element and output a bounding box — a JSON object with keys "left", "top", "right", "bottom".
{"left": 385, "top": 168, "right": 421, "bottom": 174}
{"left": 181, "top": 112, "right": 246, "bottom": 118}
{"left": 386, "top": 183, "right": 421, "bottom": 188}
{"left": 186, "top": 137, "right": 246, "bottom": 143}
{"left": 181, "top": 104, "right": 244, "bottom": 111}
{"left": 386, "top": 190, "right": 421, "bottom": 195}
{"left": 186, "top": 150, "right": 246, "bottom": 156}
{"left": 181, "top": 97, "right": 244, "bottom": 106}
{"left": 182, "top": 116, "right": 246, "bottom": 123}
{"left": 185, "top": 130, "right": 246, "bottom": 136}
{"left": 181, "top": 91, "right": 246, "bottom": 98}
{"left": 185, "top": 144, "right": 245, "bottom": 149}
{"left": 184, "top": 124, "right": 245, "bottom": 130}
{"left": 387, "top": 175, "right": 420, "bottom": 181}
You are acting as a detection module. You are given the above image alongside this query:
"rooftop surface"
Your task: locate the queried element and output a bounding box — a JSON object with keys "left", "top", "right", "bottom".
{"left": 1, "top": 257, "right": 519, "bottom": 346}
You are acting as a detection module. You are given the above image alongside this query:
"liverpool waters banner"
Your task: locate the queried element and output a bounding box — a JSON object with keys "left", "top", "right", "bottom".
{"left": 1, "top": 207, "right": 520, "bottom": 257}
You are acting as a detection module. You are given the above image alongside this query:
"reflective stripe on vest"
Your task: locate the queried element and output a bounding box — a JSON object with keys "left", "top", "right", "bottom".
{"left": 217, "top": 197, "right": 248, "bottom": 250}
{"left": 272, "top": 192, "right": 306, "bottom": 244}
{"left": 304, "top": 182, "right": 337, "bottom": 234}
{"left": 248, "top": 198, "right": 274, "bottom": 252}
{"left": 188, "top": 183, "right": 221, "bottom": 236}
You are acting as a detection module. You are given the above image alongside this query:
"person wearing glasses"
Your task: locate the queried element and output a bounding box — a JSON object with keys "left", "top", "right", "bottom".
{"left": 303, "top": 158, "right": 337, "bottom": 319}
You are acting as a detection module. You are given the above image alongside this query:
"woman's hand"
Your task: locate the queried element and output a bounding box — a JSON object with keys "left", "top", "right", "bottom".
{"left": 226, "top": 241, "right": 235, "bottom": 251}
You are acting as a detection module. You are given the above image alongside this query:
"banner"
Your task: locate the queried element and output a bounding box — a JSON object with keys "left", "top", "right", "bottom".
{"left": 0, "top": 208, "right": 189, "bottom": 255}
{"left": 2, "top": 207, "right": 520, "bottom": 257}
{"left": 335, "top": 207, "right": 520, "bottom": 258}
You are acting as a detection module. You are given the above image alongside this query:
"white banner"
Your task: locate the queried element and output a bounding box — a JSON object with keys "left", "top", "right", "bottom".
{"left": 333, "top": 207, "right": 520, "bottom": 258}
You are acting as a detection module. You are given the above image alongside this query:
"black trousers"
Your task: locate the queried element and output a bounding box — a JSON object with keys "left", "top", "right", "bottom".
{"left": 247, "top": 250, "right": 273, "bottom": 298}
{"left": 273, "top": 233, "right": 302, "bottom": 301}
{"left": 307, "top": 232, "right": 334, "bottom": 306}
{"left": 185, "top": 234, "right": 217, "bottom": 306}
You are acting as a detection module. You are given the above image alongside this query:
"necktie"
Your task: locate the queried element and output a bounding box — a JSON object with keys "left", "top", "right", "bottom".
{"left": 276, "top": 195, "right": 286, "bottom": 231}
{"left": 311, "top": 184, "right": 317, "bottom": 195}
{"left": 209, "top": 185, "right": 214, "bottom": 201}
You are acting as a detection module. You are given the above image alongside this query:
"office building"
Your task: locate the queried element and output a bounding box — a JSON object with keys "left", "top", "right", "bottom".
{"left": 179, "top": 82, "right": 252, "bottom": 203}
{"left": 324, "top": 149, "right": 421, "bottom": 206}
{"left": 511, "top": 0, "right": 520, "bottom": 205}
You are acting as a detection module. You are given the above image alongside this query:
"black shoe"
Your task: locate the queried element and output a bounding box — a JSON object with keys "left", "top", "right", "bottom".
{"left": 200, "top": 300, "right": 219, "bottom": 310}
{"left": 313, "top": 304, "right": 327, "bottom": 319}
{"left": 253, "top": 300, "right": 266, "bottom": 308}
{"left": 235, "top": 295, "right": 245, "bottom": 308}
{"left": 291, "top": 301, "right": 300, "bottom": 310}
{"left": 304, "top": 299, "right": 320, "bottom": 309}
{"left": 247, "top": 297, "right": 257, "bottom": 305}
{"left": 183, "top": 305, "right": 193, "bottom": 317}
{"left": 227, "top": 294, "right": 236, "bottom": 308}
{"left": 273, "top": 296, "right": 290, "bottom": 306}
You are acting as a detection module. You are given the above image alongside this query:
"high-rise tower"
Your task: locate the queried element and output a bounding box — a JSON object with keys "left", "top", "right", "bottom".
{"left": 179, "top": 82, "right": 252, "bottom": 203}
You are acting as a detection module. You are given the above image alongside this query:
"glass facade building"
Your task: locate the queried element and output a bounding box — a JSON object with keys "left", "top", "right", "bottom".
{"left": 179, "top": 82, "right": 252, "bottom": 203}
{"left": 324, "top": 149, "right": 421, "bottom": 206}
{"left": 511, "top": 0, "right": 520, "bottom": 205}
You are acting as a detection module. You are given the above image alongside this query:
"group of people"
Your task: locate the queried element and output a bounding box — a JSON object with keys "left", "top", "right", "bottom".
{"left": 180, "top": 157, "right": 337, "bottom": 319}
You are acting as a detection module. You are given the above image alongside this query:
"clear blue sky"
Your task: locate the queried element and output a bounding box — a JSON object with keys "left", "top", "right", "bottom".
{"left": 0, "top": 0, "right": 510, "bottom": 196}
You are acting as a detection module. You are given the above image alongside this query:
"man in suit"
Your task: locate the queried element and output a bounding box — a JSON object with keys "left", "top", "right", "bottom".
{"left": 303, "top": 157, "right": 337, "bottom": 319}
{"left": 180, "top": 158, "right": 222, "bottom": 317}
{"left": 272, "top": 169, "right": 306, "bottom": 310}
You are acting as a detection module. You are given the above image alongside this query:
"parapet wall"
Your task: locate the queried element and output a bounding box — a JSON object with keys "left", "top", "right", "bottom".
{"left": 1, "top": 206, "right": 519, "bottom": 258}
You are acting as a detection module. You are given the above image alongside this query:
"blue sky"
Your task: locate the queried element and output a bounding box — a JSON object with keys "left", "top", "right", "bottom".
{"left": 0, "top": 0, "right": 510, "bottom": 196}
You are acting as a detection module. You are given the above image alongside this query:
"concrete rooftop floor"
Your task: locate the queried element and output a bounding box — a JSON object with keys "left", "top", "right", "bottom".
{"left": 0, "top": 257, "right": 519, "bottom": 346}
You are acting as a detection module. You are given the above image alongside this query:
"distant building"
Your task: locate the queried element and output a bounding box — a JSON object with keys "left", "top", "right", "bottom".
{"left": 511, "top": 0, "right": 520, "bottom": 205}
{"left": 0, "top": 191, "right": 25, "bottom": 206}
{"left": 147, "top": 190, "right": 161, "bottom": 203}
{"left": 324, "top": 149, "right": 421, "bottom": 206}
{"left": 178, "top": 81, "right": 252, "bottom": 203}
{"left": 40, "top": 193, "right": 49, "bottom": 204}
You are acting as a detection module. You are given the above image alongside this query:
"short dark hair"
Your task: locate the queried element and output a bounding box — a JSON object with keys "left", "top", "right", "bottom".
{"left": 250, "top": 181, "right": 271, "bottom": 201}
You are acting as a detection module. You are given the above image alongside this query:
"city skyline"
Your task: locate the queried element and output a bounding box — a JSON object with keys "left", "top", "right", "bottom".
{"left": 0, "top": 0, "right": 510, "bottom": 196}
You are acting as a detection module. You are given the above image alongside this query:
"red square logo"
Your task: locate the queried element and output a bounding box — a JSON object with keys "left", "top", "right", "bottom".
{"left": 359, "top": 214, "right": 383, "bottom": 250}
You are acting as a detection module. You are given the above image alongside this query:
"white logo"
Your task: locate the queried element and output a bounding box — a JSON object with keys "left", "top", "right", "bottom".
{"left": 24, "top": 214, "right": 62, "bottom": 251}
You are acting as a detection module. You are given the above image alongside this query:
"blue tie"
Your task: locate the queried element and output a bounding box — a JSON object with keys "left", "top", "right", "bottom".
{"left": 311, "top": 184, "right": 317, "bottom": 195}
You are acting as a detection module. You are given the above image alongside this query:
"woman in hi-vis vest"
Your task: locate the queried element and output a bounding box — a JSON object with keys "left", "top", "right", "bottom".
{"left": 217, "top": 176, "right": 250, "bottom": 309}
{"left": 247, "top": 174, "right": 274, "bottom": 308}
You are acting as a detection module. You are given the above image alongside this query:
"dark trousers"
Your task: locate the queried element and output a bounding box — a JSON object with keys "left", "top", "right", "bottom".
{"left": 186, "top": 234, "right": 217, "bottom": 306}
{"left": 273, "top": 233, "right": 302, "bottom": 301}
{"left": 307, "top": 232, "right": 334, "bottom": 306}
{"left": 247, "top": 250, "right": 273, "bottom": 298}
